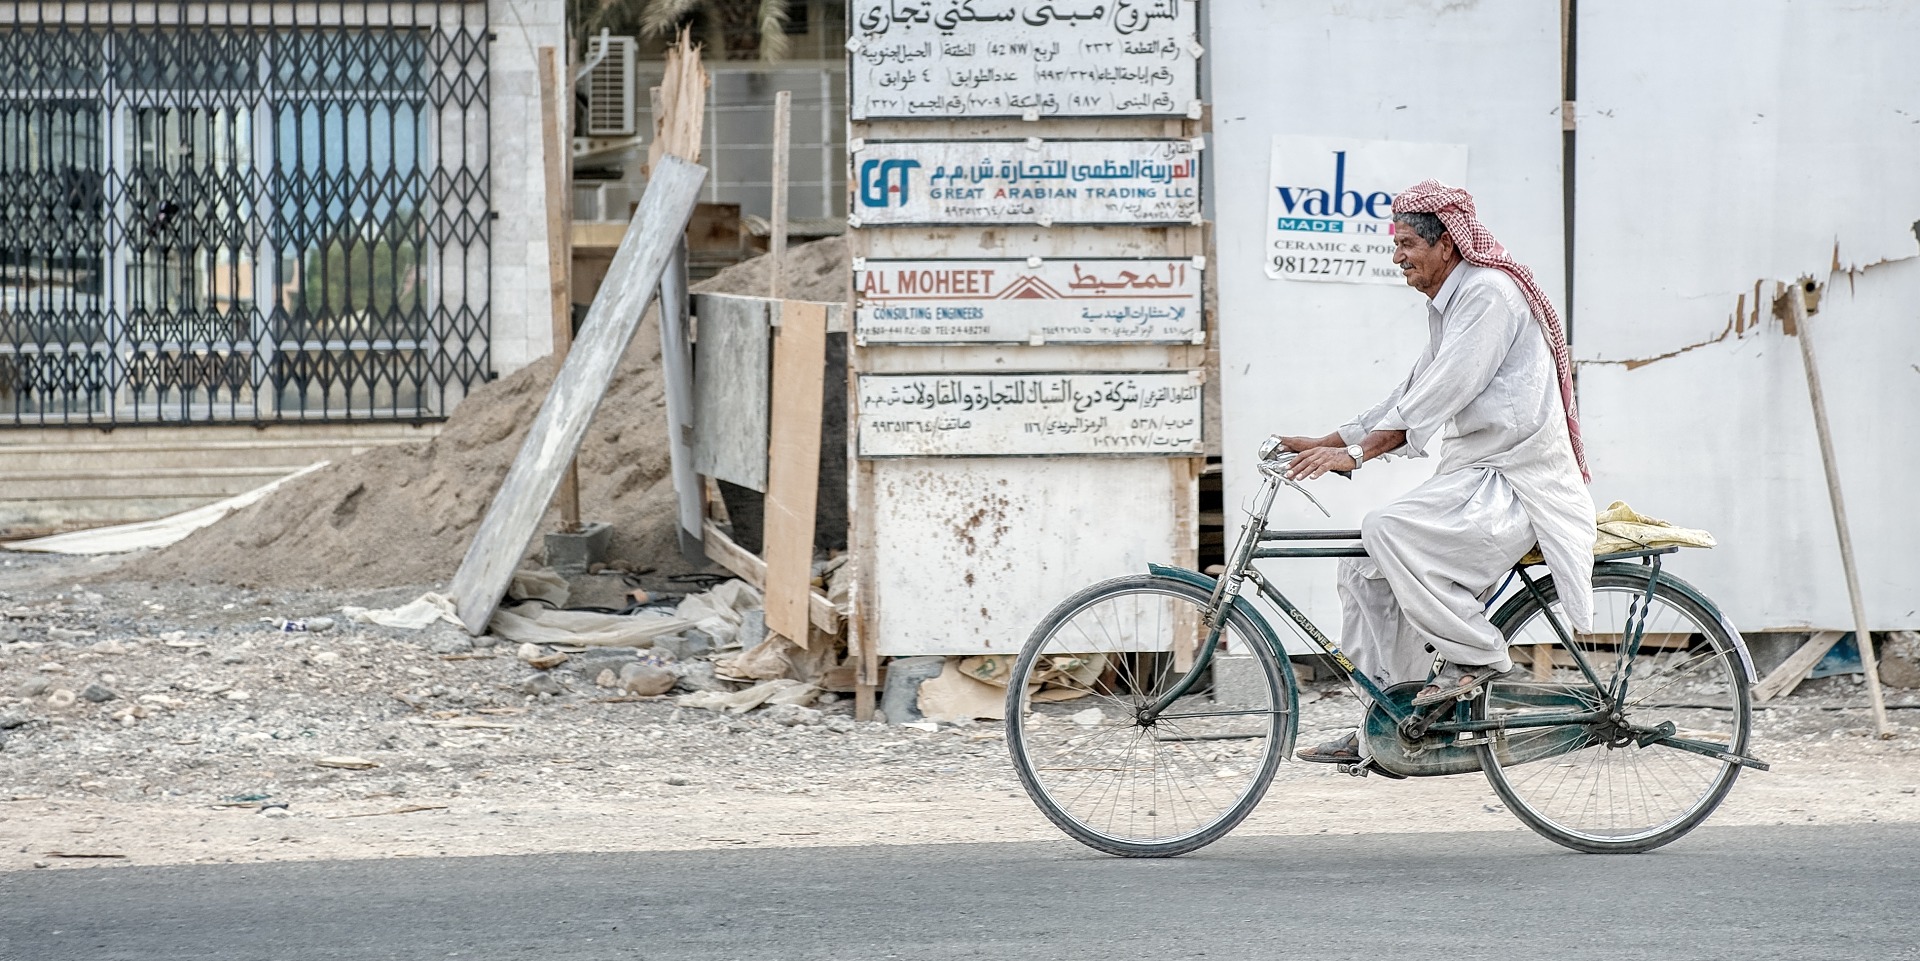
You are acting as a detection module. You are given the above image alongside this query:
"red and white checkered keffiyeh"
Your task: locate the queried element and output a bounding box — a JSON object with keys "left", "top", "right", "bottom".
{"left": 1392, "top": 180, "right": 1589, "bottom": 482}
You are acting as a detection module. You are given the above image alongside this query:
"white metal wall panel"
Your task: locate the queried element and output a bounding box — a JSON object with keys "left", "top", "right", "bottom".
{"left": 1209, "top": 1, "right": 1565, "bottom": 646}
{"left": 868, "top": 457, "right": 1182, "bottom": 656}
{"left": 1576, "top": 1, "right": 1920, "bottom": 629}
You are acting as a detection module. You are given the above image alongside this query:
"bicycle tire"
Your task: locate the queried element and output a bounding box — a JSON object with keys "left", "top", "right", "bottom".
{"left": 1479, "top": 568, "right": 1750, "bottom": 854}
{"left": 1005, "top": 573, "right": 1295, "bottom": 857}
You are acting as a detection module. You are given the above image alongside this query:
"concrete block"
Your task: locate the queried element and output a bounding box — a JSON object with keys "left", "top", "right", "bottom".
{"left": 1211, "top": 654, "right": 1268, "bottom": 708}
{"left": 544, "top": 521, "right": 612, "bottom": 576}
{"left": 880, "top": 655, "right": 947, "bottom": 724}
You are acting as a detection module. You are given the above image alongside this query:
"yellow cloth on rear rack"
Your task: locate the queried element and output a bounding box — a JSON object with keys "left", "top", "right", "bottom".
{"left": 1522, "top": 501, "right": 1716, "bottom": 565}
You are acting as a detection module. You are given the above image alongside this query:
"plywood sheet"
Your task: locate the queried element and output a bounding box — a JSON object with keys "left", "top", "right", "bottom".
{"left": 1208, "top": 0, "right": 1564, "bottom": 646}
{"left": 691, "top": 293, "right": 771, "bottom": 492}
{"left": 762, "top": 301, "right": 829, "bottom": 644}
{"left": 868, "top": 457, "right": 1182, "bottom": 656}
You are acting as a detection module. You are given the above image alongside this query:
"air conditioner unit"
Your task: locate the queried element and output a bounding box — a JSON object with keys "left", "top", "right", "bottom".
{"left": 583, "top": 35, "right": 637, "bottom": 137}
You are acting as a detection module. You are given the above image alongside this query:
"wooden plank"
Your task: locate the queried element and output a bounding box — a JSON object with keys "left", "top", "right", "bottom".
{"left": 658, "top": 239, "right": 704, "bottom": 560}
{"left": 690, "top": 293, "right": 771, "bottom": 490}
{"left": 769, "top": 89, "right": 790, "bottom": 300}
{"left": 448, "top": 158, "right": 708, "bottom": 634}
{"left": 1753, "top": 630, "right": 1844, "bottom": 703}
{"left": 762, "top": 301, "right": 828, "bottom": 647}
{"left": 538, "top": 46, "right": 581, "bottom": 531}
{"left": 1789, "top": 284, "right": 1891, "bottom": 736}
{"left": 700, "top": 519, "right": 842, "bottom": 636}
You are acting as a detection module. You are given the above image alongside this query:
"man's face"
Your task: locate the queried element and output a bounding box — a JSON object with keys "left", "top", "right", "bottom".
{"left": 1392, "top": 224, "right": 1457, "bottom": 296}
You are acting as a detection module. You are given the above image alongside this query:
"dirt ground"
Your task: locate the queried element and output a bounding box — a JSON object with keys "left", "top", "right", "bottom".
{"left": 3, "top": 551, "right": 1917, "bottom": 873}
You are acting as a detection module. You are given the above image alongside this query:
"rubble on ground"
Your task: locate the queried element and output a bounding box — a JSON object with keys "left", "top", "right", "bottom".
{"left": 117, "top": 236, "right": 851, "bottom": 593}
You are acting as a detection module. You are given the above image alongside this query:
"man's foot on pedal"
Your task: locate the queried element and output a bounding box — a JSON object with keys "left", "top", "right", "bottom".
{"left": 1296, "top": 730, "right": 1361, "bottom": 764}
{"left": 1412, "top": 661, "right": 1513, "bottom": 707}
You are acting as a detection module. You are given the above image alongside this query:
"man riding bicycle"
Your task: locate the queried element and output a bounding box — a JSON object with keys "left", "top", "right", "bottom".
{"left": 1277, "top": 182, "right": 1596, "bottom": 765}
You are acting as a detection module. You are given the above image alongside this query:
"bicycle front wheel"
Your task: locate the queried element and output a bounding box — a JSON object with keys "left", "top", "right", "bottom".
{"left": 1005, "top": 574, "right": 1295, "bottom": 858}
{"left": 1480, "top": 568, "right": 1751, "bottom": 853}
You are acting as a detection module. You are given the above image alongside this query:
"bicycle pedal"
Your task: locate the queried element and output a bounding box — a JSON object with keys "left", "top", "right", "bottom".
{"left": 1336, "top": 762, "right": 1369, "bottom": 778}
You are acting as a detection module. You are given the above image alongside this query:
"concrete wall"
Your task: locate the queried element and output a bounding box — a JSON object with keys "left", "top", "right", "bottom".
{"left": 487, "top": 0, "right": 569, "bottom": 376}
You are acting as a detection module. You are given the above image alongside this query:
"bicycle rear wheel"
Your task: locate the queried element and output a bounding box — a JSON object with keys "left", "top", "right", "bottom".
{"left": 1480, "top": 568, "right": 1750, "bottom": 853}
{"left": 1005, "top": 574, "right": 1295, "bottom": 857}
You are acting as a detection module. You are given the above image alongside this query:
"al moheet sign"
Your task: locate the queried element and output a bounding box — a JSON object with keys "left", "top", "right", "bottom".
{"left": 1264, "top": 136, "right": 1467, "bottom": 284}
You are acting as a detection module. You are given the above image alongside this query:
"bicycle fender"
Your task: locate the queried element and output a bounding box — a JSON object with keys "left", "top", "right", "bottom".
{"left": 1490, "top": 562, "right": 1756, "bottom": 684}
{"left": 1146, "top": 563, "right": 1302, "bottom": 757}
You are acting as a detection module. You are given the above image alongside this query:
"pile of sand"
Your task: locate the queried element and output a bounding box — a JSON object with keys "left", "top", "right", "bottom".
{"left": 123, "top": 236, "right": 849, "bottom": 590}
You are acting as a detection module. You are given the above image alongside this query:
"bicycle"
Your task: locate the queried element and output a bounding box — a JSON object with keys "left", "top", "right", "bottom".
{"left": 1005, "top": 451, "right": 1769, "bottom": 856}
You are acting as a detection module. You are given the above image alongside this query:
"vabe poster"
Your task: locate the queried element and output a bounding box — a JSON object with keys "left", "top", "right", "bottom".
{"left": 1264, "top": 136, "right": 1468, "bottom": 284}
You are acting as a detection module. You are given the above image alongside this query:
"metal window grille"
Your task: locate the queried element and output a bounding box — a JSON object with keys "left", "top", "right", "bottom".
{"left": 0, "top": 0, "right": 490, "bottom": 427}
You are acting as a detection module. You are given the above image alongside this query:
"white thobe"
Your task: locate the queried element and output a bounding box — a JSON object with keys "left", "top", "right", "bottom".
{"left": 1335, "top": 264, "right": 1595, "bottom": 689}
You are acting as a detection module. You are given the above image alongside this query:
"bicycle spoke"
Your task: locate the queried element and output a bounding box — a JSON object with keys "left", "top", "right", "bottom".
{"left": 1008, "top": 578, "right": 1287, "bottom": 854}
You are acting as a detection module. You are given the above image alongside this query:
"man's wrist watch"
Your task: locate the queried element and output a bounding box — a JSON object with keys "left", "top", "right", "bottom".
{"left": 1345, "top": 444, "right": 1365, "bottom": 470}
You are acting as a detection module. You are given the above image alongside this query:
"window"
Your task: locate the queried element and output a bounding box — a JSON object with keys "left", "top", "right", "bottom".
{"left": 0, "top": 2, "right": 490, "bottom": 426}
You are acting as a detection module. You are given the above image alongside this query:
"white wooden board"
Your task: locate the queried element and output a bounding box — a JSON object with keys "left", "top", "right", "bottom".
{"left": 848, "top": 0, "right": 1201, "bottom": 119}
{"left": 867, "top": 457, "right": 1182, "bottom": 656}
{"left": 1209, "top": 0, "right": 1565, "bottom": 649}
{"left": 851, "top": 139, "right": 1201, "bottom": 226}
{"left": 1574, "top": 1, "right": 1920, "bottom": 629}
{"left": 855, "top": 258, "right": 1201, "bottom": 344}
{"left": 857, "top": 370, "right": 1203, "bottom": 457}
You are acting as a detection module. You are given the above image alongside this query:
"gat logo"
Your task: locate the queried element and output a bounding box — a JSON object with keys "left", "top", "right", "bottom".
{"left": 1274, "top": 151, "right": 1394, "bottom": 228}
{"left": 858, "top": 158, "right": 921, "bottom": 208}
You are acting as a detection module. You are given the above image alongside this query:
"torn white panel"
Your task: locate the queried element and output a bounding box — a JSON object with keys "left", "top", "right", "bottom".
{"left": 869, "top": 458, "right": 1180, "bottom": 656}
{"left": 1575, "top": 1, "right": 1920, "bottom": 361}
{"left": 1579, "top": 257, "right": 1920, "bottom": 630}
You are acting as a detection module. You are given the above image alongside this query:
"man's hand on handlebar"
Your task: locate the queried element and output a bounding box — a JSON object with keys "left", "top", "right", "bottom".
{"left": 1283, "top": 447, "right": 1358, "bottom": 480}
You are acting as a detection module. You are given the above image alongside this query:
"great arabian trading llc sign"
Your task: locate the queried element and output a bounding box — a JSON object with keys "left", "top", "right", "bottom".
{"left": 855, "top": 258, "right": 1203, "bottom": 344}
{"left": 856, "top": 371, "right": 1204, "bottom": 457}
{"left": 1264, "top": 135, "right": 1468, "bottom": 284}
{"left": 851, "top": 139, "right": 1202, "bottom": 226}
{"left": 848, "top": 0, "right": 1200, "bottom": 119}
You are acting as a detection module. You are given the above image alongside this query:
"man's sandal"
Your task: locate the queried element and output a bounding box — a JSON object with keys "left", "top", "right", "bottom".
{"left": 1295, "top": 730, "right": 1361, "bottom": 764}
{"left": 1411, "top": 662, "right": 1514, "bottom": 708}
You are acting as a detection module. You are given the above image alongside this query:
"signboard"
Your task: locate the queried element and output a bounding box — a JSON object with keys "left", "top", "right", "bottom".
{"left": 848, "top": 0, "right": 1201, "bottom": 119}
{"left": 851, "top": 139, "right": 1202, "bottom": 226}
{"left": 1264, "top": 136, "right": 1468, "bottom": 284}
{"left": 855, "top": 258, "right": 1203, "bottom": 344}
{"left": 857, "top": 371, "right": 1204, "bottom": 457}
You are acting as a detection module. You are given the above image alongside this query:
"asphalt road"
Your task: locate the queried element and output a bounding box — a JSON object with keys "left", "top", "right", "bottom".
{"left": 3, "top": 824, "right": 1917, "bottom": 961}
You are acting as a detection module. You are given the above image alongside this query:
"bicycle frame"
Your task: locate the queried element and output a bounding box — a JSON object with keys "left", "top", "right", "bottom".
{"left": 1144, "top": 459, "right": 1757, "bottom": 753}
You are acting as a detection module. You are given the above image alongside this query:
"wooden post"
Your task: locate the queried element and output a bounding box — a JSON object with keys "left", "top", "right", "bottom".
{"left": 1788, "top": 282, "right": 1891, "bottom": 737}
{"left": 449, "top": 158, "right": 708, "bottom": 634}
{"left": 769, "top": 89, "right": 791, "bottom": 300}
{"left": 538, "top": 46, "right": 581, "bottom": 532}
